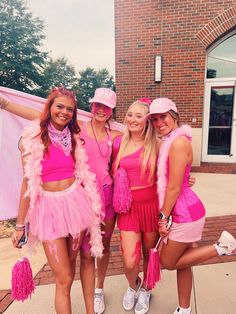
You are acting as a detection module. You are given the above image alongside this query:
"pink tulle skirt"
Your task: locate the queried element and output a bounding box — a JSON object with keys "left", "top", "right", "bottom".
{"left": 28, "top": 180, "right": 96, "bottom": 242}
{"left": 117, "top": 185, "right": 159, "bottom": 232}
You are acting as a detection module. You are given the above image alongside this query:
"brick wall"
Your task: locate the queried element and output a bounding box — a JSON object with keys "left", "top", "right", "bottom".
{"left": 115, "top": 0, "right": 236, "bottom": 125}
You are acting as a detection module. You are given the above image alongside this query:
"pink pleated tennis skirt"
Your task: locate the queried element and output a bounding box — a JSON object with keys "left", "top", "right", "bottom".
{"left": 117, "top": 185, "right": 159, "bottom": 232}
{"left": 163, "top": 216, "right": 206, "bottom": 244}
{"left": 28, "top": 180, "right": 97, "bottom": 242}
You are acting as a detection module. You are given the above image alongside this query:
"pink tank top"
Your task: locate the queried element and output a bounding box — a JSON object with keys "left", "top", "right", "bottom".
{"left": 41, "top": 144, "right": 74, "bottom": 183}
{"left": 167, "top": 161, "right": 205, "bottom": 223}
{"left": 113, "top": 136, "right": 155, "bottom": 188}
{"left": 80, "top": 122, "right": 113, "bottom": 187}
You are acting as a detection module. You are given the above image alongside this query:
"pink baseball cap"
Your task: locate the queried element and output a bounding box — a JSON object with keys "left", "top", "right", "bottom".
{"left": 89, "top": 88, "right": 116, "bottom": 109}
{"left": 146, "top": 98, "right": 178, "bottom": 119}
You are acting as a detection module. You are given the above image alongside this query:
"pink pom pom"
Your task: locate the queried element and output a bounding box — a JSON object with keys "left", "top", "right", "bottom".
{"left": 11, "top": 257, "right": 35, "bottom": 302}
{"left": 113, "top": 167, "right": 132, "bottom": 213}
{"left": 145, "top": 248, "right": 161, "bottom": 289}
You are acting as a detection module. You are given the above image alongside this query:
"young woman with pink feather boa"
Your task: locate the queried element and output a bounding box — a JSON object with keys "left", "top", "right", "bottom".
{"left": 147, "top": 97, "right": 236, "bottom": 314}
{"left": 10, "top": 87, "right": 103, "bottom": 314}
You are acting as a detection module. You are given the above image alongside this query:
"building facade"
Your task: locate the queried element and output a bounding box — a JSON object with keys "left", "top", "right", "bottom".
{"left": 115, "top": 0, "right": 236, "bottom": 172}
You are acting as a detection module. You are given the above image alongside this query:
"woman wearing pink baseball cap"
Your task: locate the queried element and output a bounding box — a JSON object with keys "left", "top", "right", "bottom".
{"left": 147, "top": 97, "right": 236, "bottom": 314}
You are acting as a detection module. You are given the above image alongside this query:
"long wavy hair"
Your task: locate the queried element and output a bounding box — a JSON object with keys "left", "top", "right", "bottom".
{"left": 113, "top": 100, "right": 158, "bottom": 183}
{"left": 39, "top": 87, "right": 80, "bottom": 159}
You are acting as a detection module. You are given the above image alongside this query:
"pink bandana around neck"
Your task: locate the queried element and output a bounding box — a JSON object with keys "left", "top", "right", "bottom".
{"left": 48, "top": 122, "right": 72, "bottom": 156}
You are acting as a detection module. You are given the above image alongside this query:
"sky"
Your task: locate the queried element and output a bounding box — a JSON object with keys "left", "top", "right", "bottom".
{"left": 26, "top": 0, "right": 115, "bottom": 77}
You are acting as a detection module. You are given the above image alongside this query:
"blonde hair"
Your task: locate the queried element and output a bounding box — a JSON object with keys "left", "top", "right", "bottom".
{"left": 113, "top": 100, "right": 157, "bottom": 183}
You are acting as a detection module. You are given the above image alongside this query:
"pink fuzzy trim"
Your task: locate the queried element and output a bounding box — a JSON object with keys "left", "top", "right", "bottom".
{"left": 157, "top": 125, "right": 192, "bottom": 209}
{"left": 21, "top": 120, "right": 103, "bottom": 258}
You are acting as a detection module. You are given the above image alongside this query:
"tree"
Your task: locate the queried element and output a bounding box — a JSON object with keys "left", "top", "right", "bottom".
{"left": 0, "top": 0, "right": 47, "bottom": 92}
{"left": 76, "top": 67, "right": 115, "bottom": 111}
{"left": 35, "top": 57, "right": 79, "bottom": 98}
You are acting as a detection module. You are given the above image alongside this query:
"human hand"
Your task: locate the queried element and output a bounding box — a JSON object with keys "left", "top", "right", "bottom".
{"left": 159, "top": 223, "right": 170, "bottom": 237}
{"left": 12, "top": 230, "right": 25, "bottom": 248}
{"left": 188, "top": 175, "right": 196, "bottom": 187}
{"left": 158, "top": 215, "right": 172, "bottom": 237}
{"left": 0, "top": 97, "right": 10, "bottom": 110}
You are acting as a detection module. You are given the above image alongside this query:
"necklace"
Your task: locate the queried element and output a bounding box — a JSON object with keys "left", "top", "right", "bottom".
{"left": 90, "top": 121, "right": 112, "bottom": 158}
{"left": 130, "top": 138, "right": 144, "bottom": 147}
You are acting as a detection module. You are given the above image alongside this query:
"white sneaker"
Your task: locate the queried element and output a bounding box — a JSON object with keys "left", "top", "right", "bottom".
{"left": 173, "top": 307, "right": 192, "bottom": 314}
{"left": 135, "top": 288, "right": 151, "bottom": 314}
{"left": 123, "top": 277, "right": 142, "bottom": 311}
{"left": 94, "top": 288, "right": 105, "bottom": 314}
{"left": 218, "top": 231, "right": 236, "bottom": 255}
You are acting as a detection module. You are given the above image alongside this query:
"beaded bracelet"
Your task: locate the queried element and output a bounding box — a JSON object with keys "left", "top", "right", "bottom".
{"left": 15, "top": 224, "right": 25, "bottom": 231}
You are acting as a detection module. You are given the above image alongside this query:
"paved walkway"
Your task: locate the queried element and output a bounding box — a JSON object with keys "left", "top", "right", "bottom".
{"left": 1, "top": 216, "right": 236, "bottom": 314}
{"left": 1, "top": 173, "right": 236, "bottom": 313}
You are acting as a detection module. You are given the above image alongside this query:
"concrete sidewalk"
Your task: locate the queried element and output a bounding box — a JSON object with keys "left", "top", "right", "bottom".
{"left": 4, "top": 262, "right": 236, "bottom": 314}
{"left": 1, "top": 173, "right": 236, "bottom": 313}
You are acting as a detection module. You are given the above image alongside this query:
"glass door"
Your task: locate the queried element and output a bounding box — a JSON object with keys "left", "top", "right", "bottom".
{"left": 202, "top": 81, "right": 236, "bottom": 162}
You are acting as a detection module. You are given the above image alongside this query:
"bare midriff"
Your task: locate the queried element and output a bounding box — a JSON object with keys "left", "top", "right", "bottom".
{"left": 131, "top": 184, "right": 154, "bottom": 190}
{"left": 42, "top": 177, "right": 75, "bottom": 192}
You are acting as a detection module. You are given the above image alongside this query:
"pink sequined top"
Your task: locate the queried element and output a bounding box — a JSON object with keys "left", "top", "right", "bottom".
{"left": 41, "top": 144, "right": 74, "bottom": 183}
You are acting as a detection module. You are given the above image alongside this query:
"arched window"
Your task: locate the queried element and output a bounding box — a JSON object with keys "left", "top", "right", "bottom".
{"left": 207, "top": 32, "right": 236, "bottom": 79}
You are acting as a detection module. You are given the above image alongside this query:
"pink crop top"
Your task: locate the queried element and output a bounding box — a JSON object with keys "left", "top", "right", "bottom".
{"left": 41, "top": 144, "right": 74, "bottom": 183}
{"left": 113, "top": 136, "right": 155, "bottom": 188}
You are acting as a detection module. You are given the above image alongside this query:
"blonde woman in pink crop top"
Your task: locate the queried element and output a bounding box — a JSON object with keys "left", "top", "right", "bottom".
{"left": 0, "top": 87, "right": 122, "bottom": 314}
{"left": 147, "top": 98, "right": 236, "bottom": 314}
{"left": 9, "top": 87, "right": 103, "bottom": 314}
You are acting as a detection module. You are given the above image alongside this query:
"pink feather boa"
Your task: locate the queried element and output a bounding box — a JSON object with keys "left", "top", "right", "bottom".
{"left": 157, "top": 125, "right": 192, "bottom": 209}
{"left": 21, "top": 120, "right": 103, "bottom": 258}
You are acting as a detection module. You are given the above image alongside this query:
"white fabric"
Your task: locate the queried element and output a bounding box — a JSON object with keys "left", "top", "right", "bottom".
{"left": 0, "top": 86, "right": 124, "bottom": 220}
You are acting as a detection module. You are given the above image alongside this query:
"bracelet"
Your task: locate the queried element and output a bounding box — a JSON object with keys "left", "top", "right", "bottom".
{"left": 159, "top": 211, "right": 169, "bottom": 220}
{"left": 16, "top": 223, "right": 25, "bottom": 228}
{"left": 15, "top": 225, "right": 25, "bottom": 231}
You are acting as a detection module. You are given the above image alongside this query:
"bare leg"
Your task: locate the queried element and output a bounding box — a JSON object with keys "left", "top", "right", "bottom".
{"left": 80, "top": 250, "right": 95, "bottom": 314}
{"left": 177, "top": 267, "right": 192, "bottom": 308}
{"left": 160, "top": 240, "right": 217, "bottom": 270}
{"left": 120, "top": 230, "right": 142, "bottom": 289}
{"left": 96, "top": 217, "right": 116, "bottom": 289}
{"left": 160, "top": 240, "right": 218, "bottom": 311}
{"left": 67, "top": 234, "right": 84, "bottom": 278}
{"left": 43, "top": 238, "right": 74, "bottom": 314}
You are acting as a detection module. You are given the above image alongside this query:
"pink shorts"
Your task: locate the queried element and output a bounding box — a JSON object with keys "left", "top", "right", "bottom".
{"left": 117, "top": 185, "right": 159, "bottom": 233}
{"left": 81, "top": 184, "right": 116, "bottom": 252}
{"left": 103, "top": 184, "right": 116, "bottom": 220}
{"left": 163, "top": 216, "right": 206, "bottom": 244}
